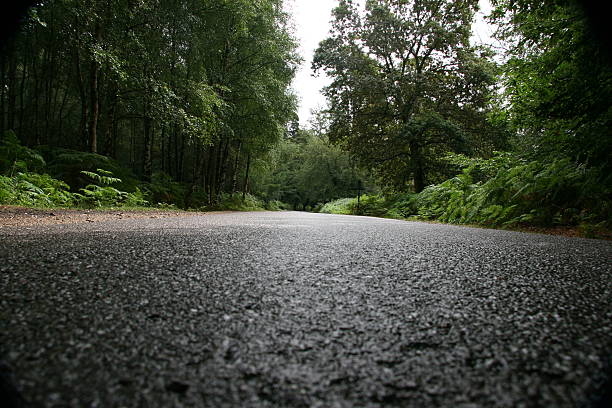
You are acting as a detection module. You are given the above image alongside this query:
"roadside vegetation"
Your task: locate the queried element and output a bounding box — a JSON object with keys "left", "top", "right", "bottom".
{"left": 0, "top": 0, "right": 610, "bottom": 237}
{"left": 316, "top": 0, "right": 611, "bottom": 238}
{"left": 320, "top": 153, "right": 610, "bottom": 238}
{"left": 0, "top": 130, "right": 275, "bottom": 211}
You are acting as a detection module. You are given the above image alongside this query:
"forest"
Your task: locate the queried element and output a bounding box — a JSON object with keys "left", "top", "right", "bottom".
{"left": 0, "top": 0, "right": 610, "bottom": 236}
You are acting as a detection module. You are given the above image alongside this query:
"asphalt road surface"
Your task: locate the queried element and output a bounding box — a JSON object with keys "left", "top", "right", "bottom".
{"left": 1, "top": 211, "right": 611, "bottom": 407}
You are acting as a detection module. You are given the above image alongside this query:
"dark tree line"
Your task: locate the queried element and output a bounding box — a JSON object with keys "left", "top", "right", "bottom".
{"left": 0, "top": 0, "right": 299, "bottom": 203}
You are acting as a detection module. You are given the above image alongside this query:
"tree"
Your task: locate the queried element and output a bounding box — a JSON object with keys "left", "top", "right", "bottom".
{"left": 490, "top": 0, "right": 612, "bottom": 176}
{"left": 255, "top": 129, "right": 364, "bottom": 209}
{"left": 313, "top": 0, "right": 498, "bottom": 192}
{"left": 0, "top": 0, "right": 299, "bottom": 205}
{"left": 195, "top": 0, "right": 299, "bottom": 202}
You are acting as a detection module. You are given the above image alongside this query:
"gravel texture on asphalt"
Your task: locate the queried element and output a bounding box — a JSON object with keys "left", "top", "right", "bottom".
{"left": 1, "top": 211, "right": 611, "bottom": 407}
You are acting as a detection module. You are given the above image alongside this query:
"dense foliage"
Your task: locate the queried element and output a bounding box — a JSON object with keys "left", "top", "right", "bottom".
{"left": 252, "top": 128, "right": 371, "bottom": 210}
{"left": 490, "top": 0, "right": 611, "bottom": 173}
{"left": 321, "top": 152, "right": 610, "bottom": 236}
{"left": 313, "top": 0, "right": 503, "bottom": 192}
{"left": 318, "top": 0, "right": 610, "bottom": 234}
{"left": 0, "top": 0, "right": 298, "bottom": 204}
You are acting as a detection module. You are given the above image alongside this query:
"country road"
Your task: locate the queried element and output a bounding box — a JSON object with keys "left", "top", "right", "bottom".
{"left": 1, "top": 211, "right": 611, "bottom": 407}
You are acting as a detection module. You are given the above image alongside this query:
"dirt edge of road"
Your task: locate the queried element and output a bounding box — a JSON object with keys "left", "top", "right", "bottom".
{"left": 0, "top": 205, "right": 211, "bottom": 227}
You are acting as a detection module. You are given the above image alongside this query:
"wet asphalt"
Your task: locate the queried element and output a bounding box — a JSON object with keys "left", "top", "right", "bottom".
{"left": 1, "top": 211, "right": 611, "bottom": 407}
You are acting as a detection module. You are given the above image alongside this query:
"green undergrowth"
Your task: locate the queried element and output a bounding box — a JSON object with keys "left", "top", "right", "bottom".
{"left": 320, "top": 152, "right": 611, "bottom": 238}
{"left": 202, "top": 193, "right": 290, "bottom": 212}
{"left": 319, "top": 197, "right": 355, "bottom": 215}
{"left": 0, "top": 131, "right": 147, "bottom": 209}
{"left": 0, "top": 132, "right": 289, "bottom": 212}
{"left": 0, "top": 169, "right": 149, "bottom": 209}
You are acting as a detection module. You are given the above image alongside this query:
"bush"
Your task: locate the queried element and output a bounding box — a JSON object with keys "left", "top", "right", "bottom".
{"left": 41, "top": 147, "right": 139, "bottom": 192}
{"left": 265, "top": 200, "right": 292, "bottom": 211}
{"left": 348, "top": 194, "right": 388, "bottom": 217}
{"left": 0, "top": 172, "right": 74, "bottom": 207}
{"left": 0, "top": 130, "right": 46, "bottom": 174}
{"left": 207, "top": 193, "right": 266, "bottom": 211}
{"left": 0, "top": 175, "right": 16, "bottom": 203}
{"left": 320, "top": 194, "right": 410, "bottom": 219}
{"left": 319, "top": 198, "right": 356, "bottom": 214}
{"left": 75, "top": 169, "right": 148, "bottom": 208}
{"left": 387, "top": 194, "right": 418, "bottom": 218}
{"left": 140, "top": 172, "right": 187, "bottom": 208}
{"left": 411, "top": 152, "right": 610, "bottom": 227}
{"left": 316, "top": 152, "right": 610, "bottom": 232}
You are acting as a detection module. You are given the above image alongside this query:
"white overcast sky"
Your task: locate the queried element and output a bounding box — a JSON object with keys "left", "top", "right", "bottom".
{"left": 284, "top": 0, "right": 495, "bottom": 127}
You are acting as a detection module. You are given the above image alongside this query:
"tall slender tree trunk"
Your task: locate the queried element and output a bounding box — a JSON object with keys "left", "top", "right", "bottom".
{"left": 178, "top": 133, "right": 185, "bottom": 181}
{"left": 193, "top": 144, "right": 202, "bottom": 184}
{"left": 43, "top": 39, "right": 55, "bottom": 145}
{"left": 231, "top": 141, "right": 242, "bottom": 193}
{"left": 31, "top": 37, "right": 40, "bottom": 145}
{"left": 17, "top": 48, "right": 27, "bottom": 137}
{"left": 242, "top": 153, "right": 251, "bottom": 200}
{"left": 102, "top": 84, "right": 117, "bottom": 157}
{"left": 143, "top": 99, "right": 153, "bottom": 181}
{"left": 88, "top": 22, "right": 101, "bottom": 153}
{"left": 7, "top": 52, "right": 18, "bottom": 132}
{"left": 217, "top": 137, "right": 229, "bottom": 194}
{"left": 160, "top": 125, "right": 166, "bottom": 174}
{"left": 130, "top": 118, "right": 136, "bottom": 169}
{"left": 0, "top": 53, "right": 6, "bottom": 132}
{"left": 56, "top": 84, "right": 68, "bottom": 146}
{"left": 208, "top": 144, "right": 218, "bottom": 204}
{"left": 75, "top": 49, "right": 88, "bottom": 149}
{"left": 172, "top": 123, "right": 179, "bottom": 179}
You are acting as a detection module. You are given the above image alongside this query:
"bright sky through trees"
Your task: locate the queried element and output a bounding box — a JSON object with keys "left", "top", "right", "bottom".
{"left": 286, "top": 0, "right": 495, "bottom": 126}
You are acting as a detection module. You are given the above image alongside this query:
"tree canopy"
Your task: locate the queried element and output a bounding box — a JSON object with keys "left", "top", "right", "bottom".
{"left": 490, "top": 0, "right": 611, "bottom": 174}
{"left": 313, "top": 0, "right": 500, "bottom": 192}
{"left": 0, "top": 0, "right": 299, "bottom": 203}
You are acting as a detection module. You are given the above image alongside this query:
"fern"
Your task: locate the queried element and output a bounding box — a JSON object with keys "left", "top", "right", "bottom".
{"left": 0, "top": 172, "right": 75, "bottom": 207}
{"left": 76, "top": 169, "right": 148, "bottom": 208}
{"left": 80, "top": 169, "right": 122, "bottom": 186}
{"left": 317, "top": 152, "right": 610, "bottom": 231}
{"left": 0, "top": 130, "right": 46, "bottom": 175}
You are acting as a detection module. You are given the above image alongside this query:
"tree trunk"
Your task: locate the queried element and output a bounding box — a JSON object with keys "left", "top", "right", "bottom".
{"left": 216, "top": 137, "right": 229, "bottom": 194}
{"left": 17, "top": 41, "right": 28, "bottom": 138}
{"left": 31, "top": 38, "right": 40, "bottom": 145}
{"left": 75, "top": 49, "right": 88, "bottom": 150}
{"left": 143, "top": 113, "right": 153, "bottom": 182}
{"left": 411, "top": 142, "right": 425, "bottom": 193}
{"left": 178, "top": 132, "right": 185, "bottom": 181}
{"left": 0, "top": 53, "right": 5, "bottom": 132}
{"left": 160, "top": 125, "right": 166, "bottom": 174}
{"left": 88, "top": 22, "right": 101, "bottom": 153}
{"left": 7, "top": 54, "right": 17, "bottom": 131}
{"left": 231, "top": 141, "right": 242, "bottom": 193}
{"left": 43, "top": 40, "right": 54, "bottom": 145}
{"left": 193, "top": 144, "right": 203, "bottom": 184}
{"left": 56, "top": 85, "right": 69, "bottom": 143}
{"left": 242, "top": 153, "right": 251, "bottom": 200}
{"left": 102, "top": 85, "right": 117, "bottom": 157}
{"left": 207, "top": 144, "right": 218, "bottom": 204}
{"left": 172, "top": 123, "right": 179, "bottom": 179}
